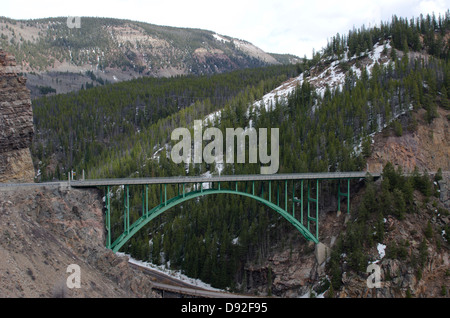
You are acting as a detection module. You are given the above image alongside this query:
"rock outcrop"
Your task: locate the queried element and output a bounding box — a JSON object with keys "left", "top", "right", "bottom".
{"left": 0, "top": 50, "right": 35, "bottom": 183}
{"left": 0, "top": 185, "right": 158, "bottom": 297}
{"left": 366, "top": 108, "right": 450, "bottom": 174}
{"left": 336, "top": 204, "right": 450, "bottom": 298}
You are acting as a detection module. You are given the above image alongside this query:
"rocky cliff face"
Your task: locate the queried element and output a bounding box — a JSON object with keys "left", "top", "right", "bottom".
{"left": 0, "top": 50, "right": 35, "bottom": 183}
{"left": 337, "top": 192, "right": 450, "bottom": 298}
{"left": 0, "top": 185, "right": 158, "bottom": 297}
{"left": 366, "top": 108, "right": 450, "bottom": 174}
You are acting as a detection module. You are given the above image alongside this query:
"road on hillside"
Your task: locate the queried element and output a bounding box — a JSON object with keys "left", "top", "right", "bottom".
{"left": 129, "top": 262, "right": 260, "bottom": 298}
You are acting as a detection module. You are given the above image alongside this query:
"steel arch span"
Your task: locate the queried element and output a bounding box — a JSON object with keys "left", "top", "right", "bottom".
{"left": 109, "top": 186, "right": 318, "bottom": 253}
{"left": 70, "top": 172, "right": 377, "bottom": 252}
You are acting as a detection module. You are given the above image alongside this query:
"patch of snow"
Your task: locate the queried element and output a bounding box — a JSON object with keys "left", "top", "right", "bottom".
{"left": 213, "top": 33, "right": 230, "bottom": 43}
{"left": 201, "top": 171, "right": 213, "bottom": 189}
{"left": 369, "top": 243, "right": 387, "bottom": 265}
{"left": 203, "top": 109, "right": 222, "bottom": 125}
{"left": 251, "top": 74, "right": 303, "bottom": 112}
{"left": 216, "top": 162, "right": 224, "bottom": 175}
{"left": 151, "top": 146, "right": 164, "bottom": 162}
{"left": 116, "top": 252, "right": 223, "bottom": 291}
{"left": 300, "top": 289, "right": 326, "bottom": 298}
{"left": 377, "top": 243, "right": 386, "bottom": 259}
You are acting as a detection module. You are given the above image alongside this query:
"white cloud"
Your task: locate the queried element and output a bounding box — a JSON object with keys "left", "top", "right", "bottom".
{"left": 2, "top": 0, "right": 448, "bottom": 58}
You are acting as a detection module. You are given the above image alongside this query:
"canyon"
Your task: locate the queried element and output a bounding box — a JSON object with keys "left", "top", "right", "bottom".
{"left": 0, "top": 44, "right": 448, "bottom": 297}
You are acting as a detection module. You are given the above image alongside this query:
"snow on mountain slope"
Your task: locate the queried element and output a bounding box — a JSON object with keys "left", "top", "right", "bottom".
{"left": 245, "top": 40, "right": 400, "bottom": 158}
{"left": 308, "top": 41, "right": 392, "bottom": 97}
{"left": 251, "top": 40, "right": 392, "bottom": 112}
{"left": 152, "top": 41, "right": 395, "bottom": 175}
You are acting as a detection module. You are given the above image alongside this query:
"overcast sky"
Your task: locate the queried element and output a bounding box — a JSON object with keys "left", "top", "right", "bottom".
{"left": 2, "top": 0, "right": 448, "bottom": 58}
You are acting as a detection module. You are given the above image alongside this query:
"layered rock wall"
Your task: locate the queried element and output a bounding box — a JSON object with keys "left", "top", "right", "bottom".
{"left": 0, "top": 50, "right": 35, "bottom": 182}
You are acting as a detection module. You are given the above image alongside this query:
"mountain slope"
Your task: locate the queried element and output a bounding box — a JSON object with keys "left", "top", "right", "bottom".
{"left": 0, "top": 16, "right": 298, "bottom": 97}
{"left": 101, "top": 13, "right": 450, "bottom": 294}
{"left": 0, "top": 185, "right": 158, "bottom": 297}
{"left": 15, "top": 12, "right": 450, "bottom": 296}
{"left": 31, "top": 63, "right": 301, "bottom": 181}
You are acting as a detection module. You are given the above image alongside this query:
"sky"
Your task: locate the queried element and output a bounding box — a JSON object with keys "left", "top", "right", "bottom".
{"left": 2, "top": 0, "right": 448, "bottom": 58}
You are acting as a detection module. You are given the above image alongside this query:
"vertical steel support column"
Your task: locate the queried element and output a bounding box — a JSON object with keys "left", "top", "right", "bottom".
{"left": 127, "top": 185, "right": 130, "bottom": 234}
{"left": 142, "top": 185, "right": 145, "bottom": 216}
{"left": 145, "top": 185, "right": 148, "bottom": 217}
{"left": 316, "top": 179, "right": 319, "bottom": 240}
{"left": 277, "top": 182, "right": 280, "bottom": 206}
{"left": 124, "top": 185, "right": 129, "bottom": 234}
{"left": 307, "top": 181, "right": 311, "bottom": 232}
{"left": 292, "top": 181, "right": 295, "bottom": 218}
{"left": 105, "top": 186, "right": 111, "bottom": 249}
{"left": 269, "top": 181, "right": 271, "bottom": 202}
{"left": 260, "top": 181, "right": 264, "bottom": 198}
{"left": 307, "top": 180, "right": 319, "bottom": 240}
{"left": 292, "top": 180, "right": 306, "bottom": 221}
{"left": 301, "top": 180, "right": 303, "bottom": 225}
{"left": 164, "top": 184, "right": 167, "bottom": 206}
{"left": 285, "top": 180, "right": 288, "bottom": 212}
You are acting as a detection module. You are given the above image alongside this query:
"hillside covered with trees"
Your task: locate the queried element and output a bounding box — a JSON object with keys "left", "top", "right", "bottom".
{"left": 0, "top": 16, "right": 299, "bottom": 98}
{"left": 30, "top": 12, "right": 450, "bottom": 292}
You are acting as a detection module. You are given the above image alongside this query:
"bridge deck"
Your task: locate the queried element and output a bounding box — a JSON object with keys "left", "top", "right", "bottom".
{"left": 70, "top": 171, "right": 379, "bottom": 187}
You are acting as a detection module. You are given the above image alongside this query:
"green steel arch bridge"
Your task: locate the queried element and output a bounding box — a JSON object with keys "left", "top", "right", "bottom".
{"left": 70, "top": 172, "right": 380, "bottom": 253}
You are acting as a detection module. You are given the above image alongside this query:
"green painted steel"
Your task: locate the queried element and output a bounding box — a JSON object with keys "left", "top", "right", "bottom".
{"left": 306, "top": 180, "right": 319, "bottom": 239}
{"left": 83, "top": 172, "right": 378, "bottom": 252}
{"left": 109, "top": 185, "right": 319, "bottom": 253}
{"left": 71, "top": 171, "right": 377, "bottom": 187}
